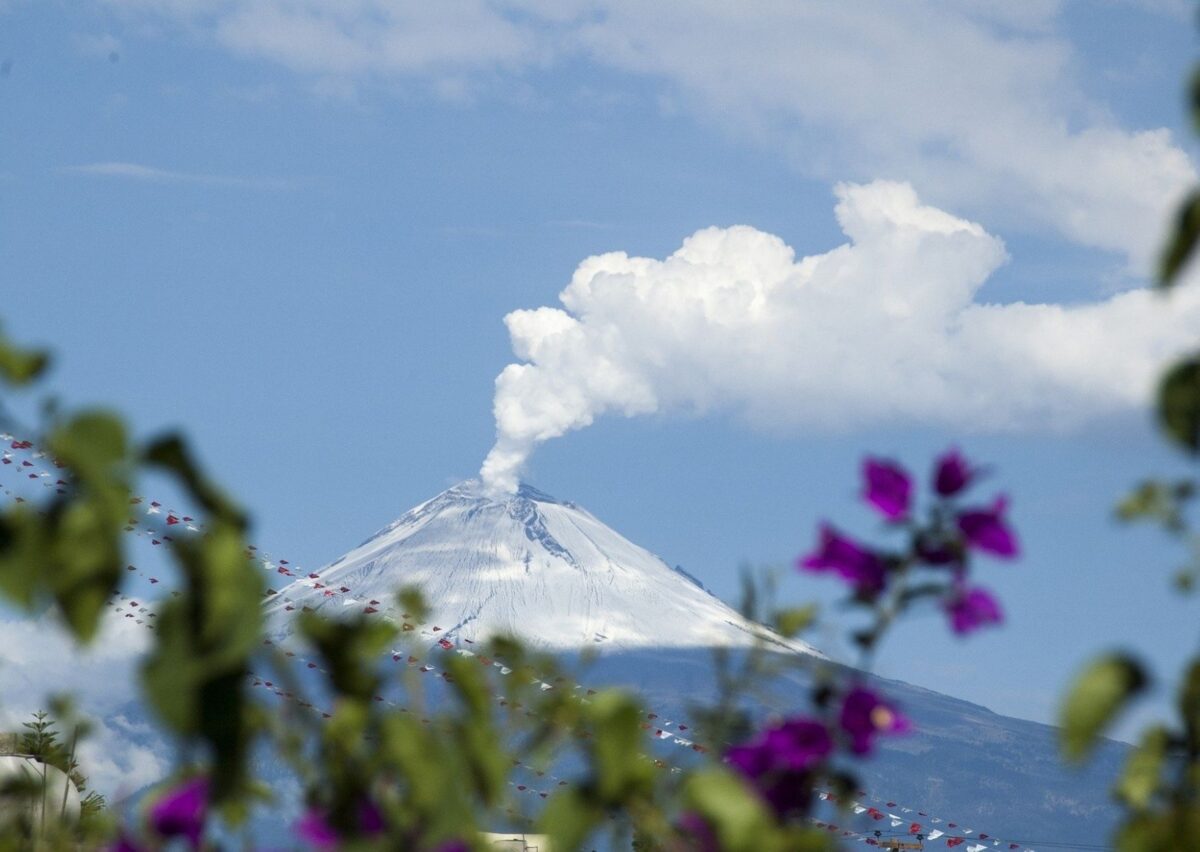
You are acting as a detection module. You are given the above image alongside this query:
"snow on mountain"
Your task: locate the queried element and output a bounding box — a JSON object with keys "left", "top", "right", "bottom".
{"left": 266, "top": 480, "right": 817, "bottom": 655}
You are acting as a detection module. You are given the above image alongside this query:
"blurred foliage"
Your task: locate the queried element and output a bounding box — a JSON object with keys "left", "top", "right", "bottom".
{"left": 1053, "top": 27, "right": 1200, "bottom": 852}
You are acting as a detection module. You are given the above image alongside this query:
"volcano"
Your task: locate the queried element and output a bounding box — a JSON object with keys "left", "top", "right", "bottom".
{"left": 266, "top": 480, "right": 817, "bottom": 655}
{"left": 263, "top": 480, "right": 1124, "bottom": 847}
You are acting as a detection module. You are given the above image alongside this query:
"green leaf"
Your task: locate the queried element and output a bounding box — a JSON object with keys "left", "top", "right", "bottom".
{"left": 48, "top": 411, "right": 128, "bottom": 483}
{"left": 0, "top": 330, "right": 49, "bottom": 386}
{"left": 1115, "top": 725, "right": 1168, "bottom": 810}
{"left": 299, "top": 612, "right": 395, "bottom": 702}
{"left": 1157, "top": 356, "right": 1200, "bottom": 453}
{"left": 584, "top": 690, "right": 653, "bottom": 805}
{"left": 143, "top": 434, "right": 245, "bottom": 528}
{"left": 396, "top": 586, "right": 428, "bottom": 625}
{"left": 1190, "top": 64, "right": 1200, "bottom": 137}
{"left": 1178, "top": 659, "right": 1200, "bottom": 750}
{"left": 1059, "top": 654, "right": 1147, "bottom": 762}
{"left": 774, "top": 604, "right": 818, "bottom": 638}
{"left": 539, "top": 786, "right": 601, "bottom": 852}
{"left": 1115, "top": 480, "right": 1193, "bottom": 530}
{"left": 1159, "top": 190, "right": 1200, "bottom": 287}
{"left": 1116, "top": 809, "right": 1200, "bottom": 852}
{"left": 684, "top": 768, "right": 778, "bottom": 852}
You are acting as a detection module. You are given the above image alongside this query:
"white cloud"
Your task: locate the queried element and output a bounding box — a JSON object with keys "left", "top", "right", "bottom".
{"left": 0, "top": 613, "right": 167, "bottom": 797}
{"left": 95, "top": 0, "right": 1196, "bottom": 268}
{"left": 64, "top": 161, "right": 289, "bottom": 188}
{"left": 568, "top": 0, "right": 1195, "bottom": 269}
{"left": 480, "top": 180, "right": 1200, "bottom": 493}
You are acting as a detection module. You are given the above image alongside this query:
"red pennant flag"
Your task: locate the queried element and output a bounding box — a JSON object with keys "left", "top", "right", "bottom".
{"left": 438, "top": 638, "right": 453, "bottom": 649}
{"left": 166, "top": 515, "right": 179, "bottom": 525}
{"left": 909, "top": 823, "right": 921, "bottom": 834}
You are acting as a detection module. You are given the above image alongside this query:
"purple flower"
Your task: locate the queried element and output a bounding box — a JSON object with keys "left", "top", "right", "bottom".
{"left": 296, "top": 810, "right": 339, "bottom": 849}
{"left": 799, "top": 524, "right": 887, "bottom": 596}
{"left": 863, "top": 457, "right": 912, "bottom": 520}
{"left": 933, "top": 448, "right": 975, "bottom": 497}
{"left": 358, "top": 799, "right": 384, "bottom": 834}
{"left": 107, "top": 834, "right": 147, "bottom": 852}
{"left": 957, "top": 496, "right": 1019, "bottom": 558}
{"left": 726, "top": 717, "right": 832, "bottom": 816}
{"left": 435, "top": 842, "right": 471, "bottom": 852}
{"left": 296, "top": 799, "right": 386, "bottom": 849}
{"left": 149, "top": 777, "right": 208, "bottom": 849}
{"left": 944, "top": 586, "right": 1003, "bottom": 635}
{"left": 676, "top": 811, "right": 719, "bottom": 852}
{"left": 838, "top": 688, "right": 910, "bottom": 755}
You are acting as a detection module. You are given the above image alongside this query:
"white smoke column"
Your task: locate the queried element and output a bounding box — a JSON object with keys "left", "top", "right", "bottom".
{"left": 480, "top": 180, "right": 1200, "bottom": 494}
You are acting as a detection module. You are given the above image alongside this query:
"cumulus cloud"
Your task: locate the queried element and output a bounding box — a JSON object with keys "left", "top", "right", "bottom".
{"left": 480, "top": 180, "right": 1200, "bottom": 493}
{"left": 0, "top": 612, "right": 167, "bottom": 797}
{"left": 97, "top": 0, "right": 1195, "bottom": 266}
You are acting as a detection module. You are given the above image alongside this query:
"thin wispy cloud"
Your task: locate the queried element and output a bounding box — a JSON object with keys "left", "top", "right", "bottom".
{"left": 63, "top": 161, "right": 291, "bottom": 188}
{"left": 97, "top": 0, "right": 1196, "bottom": 269}
{"left": 546, "top": 219, "right": 617, "bottom": 231}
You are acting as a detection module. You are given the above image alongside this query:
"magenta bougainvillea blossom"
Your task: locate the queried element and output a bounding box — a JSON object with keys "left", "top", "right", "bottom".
{"left": 799, "top": 524, "right": 886, "bottom": 595}
{"left": 944, "top": 586, "right": 1003, "bottom": 635}
{"left": 296, "top": 799, "right": 386, "bottom": 849}
{"left": 933, "top": 448, "right": 975, "bottom": 497}
{"left": 149, "top": 776, "right": 208, "bottom": 849}
{"left": 726, "top": 717, "right": 833, "bottom": 816}
{"left": 838, "top": 687, "right": 910, "bottom": 755}
{"left": 863, "top": 458, "right": 912, "bottom": 520}
{"left": 957, "top": 496, "right": 1019, "bottom": 558}
{"left": 295, "top": 810, "right": 340, "bottom": 849}
{"left": 676, "top": 811, "right": 720, "bottom": 852}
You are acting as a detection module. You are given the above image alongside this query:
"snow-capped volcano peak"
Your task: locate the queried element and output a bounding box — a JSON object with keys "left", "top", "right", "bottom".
{"left": 269, "top": 480, "right": 818, "bottom": 654}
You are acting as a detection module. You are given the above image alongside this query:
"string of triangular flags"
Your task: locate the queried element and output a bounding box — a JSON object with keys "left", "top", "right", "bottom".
{"left": 815, "top": 790, "right": 1036, "bottom": 849}
{"left": 2, "top": 433, "right": 1036, "bottom": 848}
{"left": 1, "top": 435, "right": 710, "bottom": 749}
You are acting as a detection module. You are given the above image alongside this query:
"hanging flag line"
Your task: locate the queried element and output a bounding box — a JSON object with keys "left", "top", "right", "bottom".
{"left": 0, "top": 437, "right": 712, "bottom": 755}
{"left": 816, "top": 790, "right": 1036, "bottom": 851}
{"left": 1, "top": 435, "right": 1036, "bottom": 848}
{"left": 244, "top": 667, "right": 564, "bottom": 816}
{"left": 105, "top": 583, "right": 657, "bottom": 811}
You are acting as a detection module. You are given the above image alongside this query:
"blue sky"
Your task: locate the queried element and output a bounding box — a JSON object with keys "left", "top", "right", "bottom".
{"left": 2, "top": 1, "right": 1199, "bottom": 782}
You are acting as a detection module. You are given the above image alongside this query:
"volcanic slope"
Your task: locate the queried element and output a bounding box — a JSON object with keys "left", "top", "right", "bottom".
{"left": 267, "top": 480, "right": 817, "bottom": 655}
